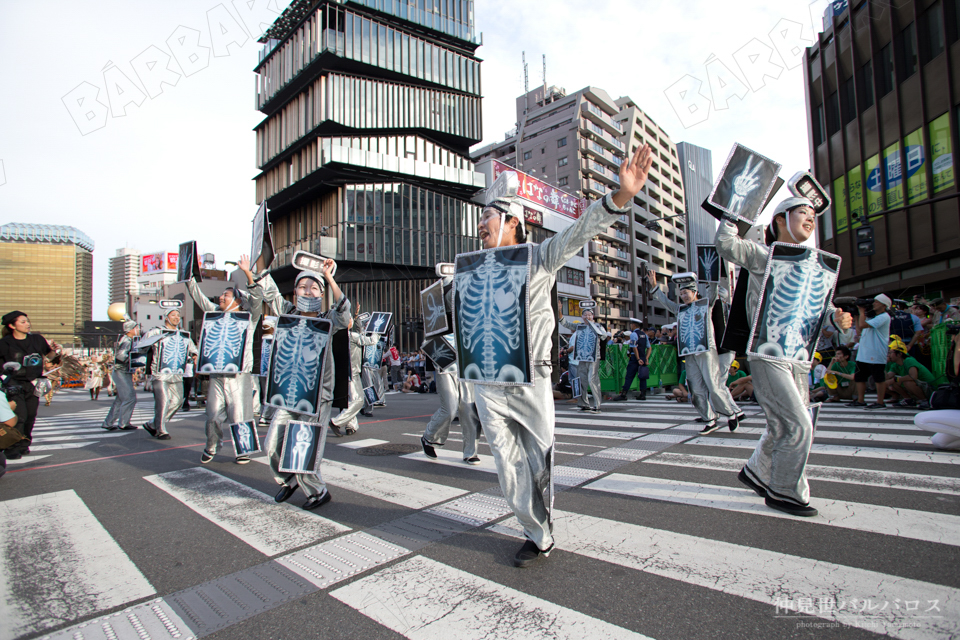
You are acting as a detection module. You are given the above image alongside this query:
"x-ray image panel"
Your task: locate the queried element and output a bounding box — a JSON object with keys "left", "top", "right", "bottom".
{"left": 158, "top": 330, "right": 190, "bottom": 374}
{"left": 421, "top": 336, "right": 457, "bottom": 371}
{"left": 265, "top": 315, "right": 332, "bottom": 415}
{"left": 748, "top": 243, "right": 840, "bottom": 365}
{"left": 697, "top": 245, "right": 725, "bottom": 283}
{"left": 571, "top": 375, "right": 582, "bottom": 398}
{"left": 363, "top": 386, "right": 379, "bottom": 405}
{"left": 230, "top": 420, "right": 261, "bottom": 455}
{"left": 365, "top": 312, "right": 393, "bottom": 336}
{"left": 260, "top": 336, "right": 274, "bottom": 377}
{"left": 198, "top": 312, "right": 250, "bottom": 374}
{"left": 363, "top": 337, "right": 385, "bottom": 369}
{"left": 278, "top": 421, "right": 325, "bottom": 475}
{"left": 454, "top": 244, "right": 532, "bottom": 386}
{"left": 677, "top": 299, "right": 711, "bottom": 356}
{"left": 708, "top": 143, "right": 782, "bottom": 222}
{"left": 573, "top": 325, "right": 598, "bottom": 363}
{"left": 421, "top": 280, "right": 450, "bottom": 338}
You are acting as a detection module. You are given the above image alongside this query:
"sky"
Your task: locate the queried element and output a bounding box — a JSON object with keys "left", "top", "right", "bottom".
{"left": 0, "top": 0, "right": 835, "bottom": 320}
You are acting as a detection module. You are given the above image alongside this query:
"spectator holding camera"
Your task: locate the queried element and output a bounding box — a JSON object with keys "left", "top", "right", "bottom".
{"left": 851, "top": 294, "right": 892, "bottom": 409}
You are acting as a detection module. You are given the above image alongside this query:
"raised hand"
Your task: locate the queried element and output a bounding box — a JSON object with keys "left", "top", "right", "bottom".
{"left": 613, "top": 144, "right": 654, "bottom": 208}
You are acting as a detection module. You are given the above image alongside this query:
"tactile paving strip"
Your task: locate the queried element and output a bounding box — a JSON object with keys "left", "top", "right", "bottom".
{"left": 553, "top": 466, "right": 606, "bottom": 487}
{"left": 425, "top": 492, "right": 513, "bottom": 527}
{"left": 277, "top": 531, "right": 409, "bottom": 589}
{"left": 564, "top": 455, "right": 627, "bottom": 472}
{"left": 41, "top": 598, "right": 194, "bottom": 640}
{"left": 370, "top": 511, "right": 474, "bottom": 550}
{"left": 591, "top": 447, "right": 659, "bottom": 462}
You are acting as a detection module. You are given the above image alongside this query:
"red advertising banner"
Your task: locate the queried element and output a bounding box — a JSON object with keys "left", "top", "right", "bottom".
{"left": 166, "top": 253, "right": 179, "bottom": 271}
{"left": 141, "top": 252, "right": 178, "bottom": 274}
{"left": 493, "top": 160, "right": 586, "bottom": 219}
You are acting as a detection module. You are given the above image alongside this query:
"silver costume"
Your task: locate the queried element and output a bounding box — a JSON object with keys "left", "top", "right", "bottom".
{"left": 331, "top": 329, "right": 379, "bottom": 434}
{"left": 422, "top": 370, "right": 481, "bottom": 461}
{"left": 260, "top": 275, "right": 352, "bottom": 498}
{"left": 187, "top": 279, "right": 265, "bottom": 458}
{"left": 103, "top": 335, "right": 137, "bottom": 428}
{"left": 468, "top": 193, "right": 631, "bottom": 552}
{"left": 143, "top": 328, "right": 198, "bottom": 437}
{"left": 652, "top": 286, "right": 740, "bottom": 424}
{"left": 716, "top": 217, "right": 837, "bottom": 506}
{"left": 561, "top": 319, "right": 607, "bottom": 411}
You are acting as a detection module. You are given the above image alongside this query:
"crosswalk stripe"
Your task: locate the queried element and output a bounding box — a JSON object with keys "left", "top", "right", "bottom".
{"left": 556, "top": 417, "right": 690, "bottom": 430}
{"left": 401, "top": 448, "right": 499, "bottom": 474}
{"left": 330, "top": 555, "right": 650, "bottom": 639}
{"left": 28, "top": 442, "right": 96, "bottom": 452}
{"left": 733, "top": 427, "right": 930, "bottom": 445}
{"left": 554, "top": 427, "right": 641, "bottom": 440}
{"left": 642, "top": 452, "right": 960, "bottom": 494}
{"left": 144, "top": 468, "right": 351, "bottom": 557}
{"left": 0, "top": 490, "right": 155, "bottom": 640}
{"left": 5, "top": 455, "right": 51, "bottom": 465}
{"left": 683, "top": 437, "right": 954, "bottom": 464}
{"left": 403, "top": 432, "right": 605, "bottom": 452}
{"left": 490, "top": 510, "right": 960, "bottom": 639}
{"left": 30, "top": 433, "right": 134, "bottom": 443}
{"left": 338, "top": 438, "right": 390, "bottom": 449}
{"left": 585, "top": 474, "right": 960, "bottom": 546}
{"left": 742, "top": 419, "right": 921, "bottom": 431}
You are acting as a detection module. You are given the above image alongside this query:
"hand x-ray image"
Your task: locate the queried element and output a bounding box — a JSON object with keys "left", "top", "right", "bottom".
{"left": 708, "top": 143, "right": 781, "bottom": 222}
{"left": 365, "top": 312, "right": 392, "bottom": 336}
{"left": 421, "top": 336, "right": 457, "bottom": 370}
{"left": 696, "top": 245, "right": 724, "bottom": 283}
{"left": 278, "top": 421, "right": 324, "bottom": 474}
{"left": 421, "top": 279, "right": 449, "bottom": 338}
{"left": 198, "top": 312, "right": 250, "bottom": 374}
{"left": 229, "top": 420, "right": 261, "bottom": 455}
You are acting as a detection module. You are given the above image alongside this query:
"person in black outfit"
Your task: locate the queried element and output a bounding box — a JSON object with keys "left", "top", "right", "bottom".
{"left": 614, "top": 318, "right": 651, "bottom": 401}
{"left": 0, "top": 311, "right": 62, "bottom": 456}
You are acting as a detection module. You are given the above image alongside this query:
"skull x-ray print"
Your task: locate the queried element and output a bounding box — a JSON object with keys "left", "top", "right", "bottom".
{"left": 158, "top": 330, "right": 190, "bottom": 374}
{"left": 697, "top": 245, "right": 724, "bottom": 283}
{"left": 708, "top": 143, "right": 782, "bottom": 222}
{"left": 230, "top": 420, "right": 261, "bottom": 455}
{"left": 677, "top": 299, "right": 711, "bottom": 356}
{"left": 748, "top": 243, "right": 840, "bottom": 365}
{"left": 421, "top": 279, "right": 449, "bottom": 338}
{"left": 198, "top": 312, "right": 250, "bottom": 374}
{"left": 573, "top": 324, "right": 598, "bottom": 362}
{"left": 454, "top": 245, "right": 532, "bottom": 386}
{"left": 279, "top": 421, "right": 325, "bottom": 475}
{"left": 265, "top": 315, "right": 332, "bottom": 415}
{"left": 421, "top": 336, "right": 457, "bottom": 371}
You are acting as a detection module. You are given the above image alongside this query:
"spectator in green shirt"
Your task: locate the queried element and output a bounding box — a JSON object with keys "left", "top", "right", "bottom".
{"left": 669, "top": 369, "right": 689, "bottom": 403}
{"left": 886, "top": 340, "right": 935, "bottom": 408}
{"left": 726, "top": 360, "right": 747, "bottom": 387}
{"left": 821, "top": 346, "right": 856, "bottom": 403}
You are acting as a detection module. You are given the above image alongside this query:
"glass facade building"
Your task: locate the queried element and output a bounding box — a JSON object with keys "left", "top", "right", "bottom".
{"left": 255, "top": 0, "right": 483, "bottom": 351}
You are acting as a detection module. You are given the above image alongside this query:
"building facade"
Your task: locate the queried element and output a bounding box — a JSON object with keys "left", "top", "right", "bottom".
{"left": 676, "top": 141, "right": 719, "bottom": 286}
{"left": 108, "top": 247, "right": 140, "bottom": 305}
{"left": 805, "top": 0, "right": 960, "bottom": 299}
{"left": 0, "top": 223, "right": 94, "bottom": 344}
{"left": 253, "top": 0, "right": 484, "bottom": 351}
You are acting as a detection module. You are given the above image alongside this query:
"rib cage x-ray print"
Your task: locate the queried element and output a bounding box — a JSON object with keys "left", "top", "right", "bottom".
{"left": 573, "top": 325, "right": 598, "bottom": 363}
{"left": 748, "top": 243, "right": 840, "bottom": 365}
{"left": 278, "top": 421, "right": 324, "bottom": 475}
{"left": 265, "top": 315, "right": 332, "bottom": 415}
{"left": 677, "top": 299, "right": 711, "bottom": 356}
{"left": 454, "top": 245, "right": 532, "bottom": 386}
{"left": 158, "top": 331, "right": 190, "bottom": 374}
{"left": 230, "top": 420, "right": 261, "bottom": 455}
{"left": 198, "top": 312, "right": 249, "bottom": 373}
{"left": 421, "top": 279, "right": 450, "bottom": 338}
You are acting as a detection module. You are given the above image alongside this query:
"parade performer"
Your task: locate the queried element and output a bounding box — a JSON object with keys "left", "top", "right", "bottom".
{"left": 186, "top": 255, "right": 265, "bottom": 464}
{"left": 716, "top": 196, "right": 852, "bottom": 517}
{"left": 142, "top": 306, "right": 198, "bottom": 440}
{"left": 330, "top": 315, "right": 380, "bottom": 436}
{"left": 459, "top": 144, "right": 652, "bottom": 567}
{"left": 559, "top": 303, "right": 607, "bottom": 413}
{"left": 645, "top": 270, "right": 744, "bottom": 433}
{"left": 260, "top": 258, "right": 352, "bottom": 510}
{"left": 102, "top": 321, "right": 140, "bottom": 432}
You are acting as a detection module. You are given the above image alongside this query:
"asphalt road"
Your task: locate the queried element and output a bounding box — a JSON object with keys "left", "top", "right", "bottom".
{"left": 1, "top": 386, "right": 958, "bottom": 640}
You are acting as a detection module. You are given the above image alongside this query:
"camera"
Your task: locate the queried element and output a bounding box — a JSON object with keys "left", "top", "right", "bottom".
{"left": 855, "top": 298, "right": 877, "bottom": 319}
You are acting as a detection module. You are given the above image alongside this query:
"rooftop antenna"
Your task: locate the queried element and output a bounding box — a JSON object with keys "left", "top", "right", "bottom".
{"left": 542, "top": 54, "right": 547, "bottom": 101}
{"left": 518, "top": 52, "right": 530, "bottom": 170}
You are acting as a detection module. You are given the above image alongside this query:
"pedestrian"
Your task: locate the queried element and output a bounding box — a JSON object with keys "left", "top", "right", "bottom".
{"left": 388, "top": 345, "right": 402, "bottom": 390}
{"left": 329, "top": 315, "right": 380, "bottom": 437}
{"left": 182, "top": 354, "right": 196, "bottom": 411}
{"left": 102, "top": 321, "right": 141, "bottom": 431}
{"left": 85, "top": 361, "right": 103, "bottom": 400}
{"left": 851, "top": 294, "right": 892, "bottom": 409}
{"left": 613, "top": 318, "right": 650, "bottom": 401}
{"left": 142, "top": 307, "right": 198, "bottom": 440}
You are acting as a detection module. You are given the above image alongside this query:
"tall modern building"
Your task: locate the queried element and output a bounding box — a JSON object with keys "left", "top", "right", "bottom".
{"left": 804, "top": 0, "right": 960, "bottom": 299}
{"left": 0, "top": 223, "right": 94, "bottom": 344}
{"left": 472, "top": 86, "right": 688, "bottom": 330}
{"left": 676, "top": 142, "right": 718, "bottom": 278}
{"left": 109, "top": 247, "right": 140, "bottom": 304}
{"left": 254, "top": 0, "right": 484, "bottom": 350}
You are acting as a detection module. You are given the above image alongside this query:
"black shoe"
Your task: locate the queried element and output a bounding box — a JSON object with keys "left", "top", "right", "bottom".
{"left": 344, "top": 427, "right": 356, "bottom": 436}
{"left": 694, "top": 417, "right": 706, "bottom": 423}
{"left": 421, "top": 436, "right": 438, "bottom": 459}
{"left": 728, "top": 412, "right": 744, "bottom": 432}
{"left": 275, "top": 482, "right": 298, "bottom": 503}
{"left": 699, "top": 421, "right": 720, "bottom": 435}
{"left": 513, "top": 539, "right": 554, "bottom": 568}
{"left": 638, "top": 393, "right": 646, "bottom": 400}
{"left": 586, "top": 408, "right": 601, "bottom": 414}
{"left": 329, "top": 422, "right": 343, "bottom": 437}
{"left": 157, "top": 433, "right": 171, "bottom": 440}
{"left": 845, "top": 400, "right": 867, "bottom": 407}
{"left": 120, "top": 425, "right": 138, "bottom": 431}
{"left": 452, "top": 416, "right": 460, "bottom": 422}
{"left": 302, "top": 489, "right": 331, "bottom": 510}
{"left": 101, "top": 425, "right": 119, "bottom": 432}
{"left": 612, "top": 394, "right": 627, "bottom": 402}
{"left": 235, "top": 455, "right": 250, "bottom": 464}
{"left": 360, "top": 410, "right": 373, "bottom": 417}
{"left": 737, "top": 468, "right": 766, "bottom": 498}
{"left": 143, "top": 424, "right": 158, "bottom": 437}
{"left": 764, "top": 495, "right": 818, "bottom": 517}
{"left": 200, "top": 450, "right": 214, "bottom": 464}
{"left": 464, "top": 456, "right": 481, "bottom": 465}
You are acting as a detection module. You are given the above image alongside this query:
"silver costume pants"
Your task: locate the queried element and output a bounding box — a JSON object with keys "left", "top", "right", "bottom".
{"left": 150, "top": 379, "right": 183, "bottom": 436}
{"left": 458, "top": 380, "right": 481, "bottom": 460}
{"left": 567, "top": 362, "right": 587, "bottom": 408}
{"left": 332, "top": 375, "right": 364, "bottom": 431}
{"left": 423, "top": 371, "right": 478, "bottom": 458}
{"left": 686, "top": 350, "right": 739, "bottom": 423}
{"left": 716, "top": 351, "right": 741, "bottom": 411}
{"left": 377, "top": 366, "right": 388, "bottom": 401}
{"left": 475, "top": 367, "right": 554, "bottom": 550}
{"left": 576, "top": 360, "right": 602, "bottom": 411}
{"left": 745, "top": 358, "right": 813, "bottom": 506}
{"left": 205, "top": 374, "right": 254, "bottom": 455}
{"left": 265, "top": 406, "right": 331, "bottom": 497}
{"left": 104, "top": 371, "right": 136, "bottom": 427}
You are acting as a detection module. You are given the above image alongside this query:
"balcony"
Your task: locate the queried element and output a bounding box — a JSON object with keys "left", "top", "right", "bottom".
{"left": 582, "top": 103, "right": 624, "bottom": 137}
{"left": 589, "top": 263, "right": 611, "bottom": 278}
{"left": 583, "top": 179, "right": 608, "bottom": 197}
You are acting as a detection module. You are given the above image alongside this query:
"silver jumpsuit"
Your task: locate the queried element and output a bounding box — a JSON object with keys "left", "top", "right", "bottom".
{"left": 331, "top": 329, "right": 380, "bottom": 434}
{"left": 715, "top": 218, "right": 837, "bottom": 506}
{"left": 143, "top": 328, "right": 197, "bottom": 437}
{"left": 186, "top": 279, "right": 265, "bottom": 457}
{"left": 468, "top": 193, "right": 631, "bottom": 552}
{"left": 561, "top": 319, "right": 607, "bottom": 411}
{"left": 103, "top": 336, "right": 137, "bottom": 428}
{"left": 652, "top": 286, "right": 741, "bottom": 424}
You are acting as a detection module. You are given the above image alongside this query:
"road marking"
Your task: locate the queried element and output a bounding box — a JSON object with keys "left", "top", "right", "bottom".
{"left": 5, "top": 455, "right": 51, "bottom": 465}
{"left": 316, "top": 460, "right": 468, "bottom": 509}
{"left": 330, "top": 556, "right": 650, "bottom": 639}
{"left": 556, "top": 417, "right": 687, "bottom": 430}
{"left": 0, "top": 490, "right": 155, "bottom": 640}
{"left": 338, "top": 438, "right": 390, "bottom": 449}
{"left": 741, "top": 419, "right": 919, "bottom": 430}
{"left": 30, "top": 433, "right": 134, "bottom": 442}
{"left": 684, "top": 437, "right": 960, "bottom": 465}
{"left": 585, "top": 474, "right": 960, "bottom": 546}
{"left": 400, "top": 447, "right": 499, "bottom": 474}
{"left": 732, "top": 427, "right": 930, "bottom": 445}
{"left": 554, "top": 427, "right": 639, "bottom": 440}
{"left": 144, "top": 468, "right": 350, "bottom": 557}
{"left": 27, "top": 442, "right": 96, "bottom": 452}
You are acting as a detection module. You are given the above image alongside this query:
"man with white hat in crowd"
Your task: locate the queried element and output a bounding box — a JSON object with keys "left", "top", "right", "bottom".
{"left": 102, "top": 320, "right": 141, "bottom": 431}
{"left": 850, "top": 293, "right": 892, "bottom": 409}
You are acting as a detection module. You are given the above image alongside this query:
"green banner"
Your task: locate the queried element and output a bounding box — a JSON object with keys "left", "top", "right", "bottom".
{"left": 930, "top": 113, "right": 954, "bottom": 194}
{"left": 848, "top": 165, "right": 864, "bottom": 229}
{"left": 884, "top": 141, "right": 904, "bottom": 208}
{"left": 599, "top": 344, "right": 630, "bottom": 392}
{"left": 864, "top": 154, "right": 882, "bottom": 218}
{"left": 904, "top": 127, "right": 928, "bottom": 204}
{"left": 833, "top": 175, "right": 848, "bottom": 234}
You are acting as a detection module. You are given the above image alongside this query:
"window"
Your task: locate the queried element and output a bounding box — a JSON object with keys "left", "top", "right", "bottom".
{"left": 826, "top": 90, "right": 841, "bottom": 135}
{"left": 857, "top": 60, "right": 874, "bottom": 111}
{"left": 921, "top": 2, "right": 946, "bottom": 63}
{"left": 898, "top": 23, "right": 918, "bottom": 78}
{"left": 558, "top": 156, "right": 568, "bottom": 167}
{"left": 558, "top": 176, "right": 569, "bottom": 186}
{"left": 523, "top": 150, "right": 532, "bottom": 160}
{"left": 559, "top": 267, "right": 585, "bottom": 287}
{"left": 877, "top": 43, "right": 894, "bottom": 96}
{"left": 557, "top": 137, "right": 567, "bottom": 148}
{"left": 841, "top": 76, "right": 856, "bottom": 124}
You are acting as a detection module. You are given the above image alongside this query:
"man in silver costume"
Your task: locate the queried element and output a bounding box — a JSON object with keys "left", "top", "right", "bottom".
{"left": 330, "top": 314, "right": 380, "bottom": 437}
{"left": 101, "top": 321, "right": 140, "bottom": 431}
{"left": 716, "top": 197, "right": 852, "bottom": 517}
{"left": 559, "top": 307, "right": 607, "bottom": 413}
{"left": 142, "top": 308, "right": 198, "bottom": 440}
{"left": 186, "top": 255, "right": 265, "bottom": 465}
{"left": 466, "top": 144, "right": 653, "bottom": 567}
{"left": 646, "top": 270, "right": 744, "bottom": 433}
{"left": 260, "top": 259, "right": 352, "bottom": 510}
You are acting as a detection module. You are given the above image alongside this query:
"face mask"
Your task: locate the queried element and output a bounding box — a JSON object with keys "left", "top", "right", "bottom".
{"left": 296, "top": 295, "right": 324, "bottom": 312}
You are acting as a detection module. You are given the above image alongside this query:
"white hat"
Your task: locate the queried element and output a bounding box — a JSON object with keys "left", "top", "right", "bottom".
{"left": 874, "top": 293, "right": 892, "bottom": 308}
{"left": 487, "top": 197, "right": 526, "bottom": 234}
{"left": 628, "top": 317, "right": 643, "bottom": 325}
{"left": 123, "top": 320, "right": 138, "bottom": 332}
